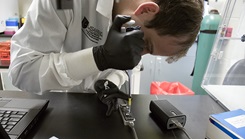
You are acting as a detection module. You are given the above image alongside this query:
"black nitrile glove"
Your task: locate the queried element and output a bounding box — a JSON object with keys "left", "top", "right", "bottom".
{"left": 93, "top": 15, "right": 144, "bottom": 71}
{"left": 94, "top": 79, "right": 130, "bottom": 116}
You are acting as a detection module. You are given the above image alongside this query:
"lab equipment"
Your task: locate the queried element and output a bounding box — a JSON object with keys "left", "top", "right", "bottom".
{"left": 192, "top": 9, "right": 221, "bottom": 95}
{"left": 149, "top": 100, "right": 186, "bottom": 130}
{"left": 202, "top": 0, "right": 245, "bottom": 111}
{"left": 149, "top": 100, "right": 192, "bottom": 139}
{"left": 119, "top": 103, "right": 135, "bottom": 125}
{"left": 119, "top": 103, "right": 138, "bottom": 139}
{"left": 223, "top": 59, "right": 245, "bottom": 85}
{"left": 4, "top": 19, "right": 18, "bottom": 35}
{"left": 206, "top": 109, "right": 245, "bottom": 139}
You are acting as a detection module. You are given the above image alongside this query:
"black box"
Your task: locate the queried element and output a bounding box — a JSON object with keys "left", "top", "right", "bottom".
{"left": 149, "top": 99, "right": 186, "bottom": 129}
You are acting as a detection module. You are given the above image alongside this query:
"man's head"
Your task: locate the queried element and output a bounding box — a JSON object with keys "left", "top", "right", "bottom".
{"left": 114, "top": 0, "right": 203, "bottom": 63}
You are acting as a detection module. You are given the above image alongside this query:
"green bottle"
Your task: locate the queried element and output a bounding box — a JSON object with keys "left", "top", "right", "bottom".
{"left": 192, "top": 9, "right": 222, "bottom": 95}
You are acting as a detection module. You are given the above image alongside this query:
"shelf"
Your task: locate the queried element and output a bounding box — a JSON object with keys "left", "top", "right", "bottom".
{"left": 219, "top": 37, "right": 244, "bottom": 41}
{"left": 0, "top": 34, "right": 13, "bottom": 37}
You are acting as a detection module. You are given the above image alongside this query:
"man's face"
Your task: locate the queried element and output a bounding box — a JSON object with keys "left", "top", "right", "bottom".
{"left": 140, "top": 26, "right": 187, "bottom": 57}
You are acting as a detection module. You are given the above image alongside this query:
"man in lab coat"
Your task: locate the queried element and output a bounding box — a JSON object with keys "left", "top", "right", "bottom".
{"left": 9, "top": 0, "right": 203, "bottom": 115}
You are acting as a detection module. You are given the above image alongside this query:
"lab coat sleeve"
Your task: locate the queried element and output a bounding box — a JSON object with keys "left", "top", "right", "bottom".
{"left": 78, "top": 69, "right": 129, "bottom": 93}
{"left": 8, "top": 0, "right": 101, "bottom": 94}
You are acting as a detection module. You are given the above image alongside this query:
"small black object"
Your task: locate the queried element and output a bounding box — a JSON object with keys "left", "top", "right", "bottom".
{"left": 241, "top": 34, "right": 245, "bottom": 42}
{"left": 149, "top": 100, "right": 186, "bottom": 130}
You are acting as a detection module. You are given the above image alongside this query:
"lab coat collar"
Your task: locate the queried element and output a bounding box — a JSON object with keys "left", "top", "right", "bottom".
{"left": 96, "top": 0, "right": 114, "bottom": 19}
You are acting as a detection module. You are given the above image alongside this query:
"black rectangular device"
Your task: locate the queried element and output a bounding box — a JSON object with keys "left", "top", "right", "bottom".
{"left": 149, "top": 99, "right": 186, "bottom": 129}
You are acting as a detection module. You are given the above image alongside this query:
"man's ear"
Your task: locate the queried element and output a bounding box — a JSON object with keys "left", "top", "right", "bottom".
{"left": 134, "top": 2, "right": 159, "bottom": 16}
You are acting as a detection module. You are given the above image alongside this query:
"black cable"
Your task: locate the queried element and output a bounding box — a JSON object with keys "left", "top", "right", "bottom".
{"left": 129, "top": 122, "right": 138, "bottom": 139}
{"left": 178, "top": 127, "right": 192, "bottom": 139}
{"left": 172, "top": 120, "right": 192, "bottom": 139}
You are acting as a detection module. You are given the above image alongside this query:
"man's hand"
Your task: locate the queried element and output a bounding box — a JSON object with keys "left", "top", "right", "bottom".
{"left": 94, "top": 79, "right": 130, "bottom": 116}
{"left": 93, "top": 15, "right": 144, "bottom": 71}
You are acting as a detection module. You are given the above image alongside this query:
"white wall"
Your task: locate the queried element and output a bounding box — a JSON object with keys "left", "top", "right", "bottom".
{"left": 209, "top": 0, "right": 227, "bottom": 14}
{"left": 18, "top": 0, "right": 33, "bottom": 17}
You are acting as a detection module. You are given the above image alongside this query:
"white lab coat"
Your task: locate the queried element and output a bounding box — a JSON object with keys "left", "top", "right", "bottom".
{"left": 8, "top": 0, "right": 128, "bottom": 94}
